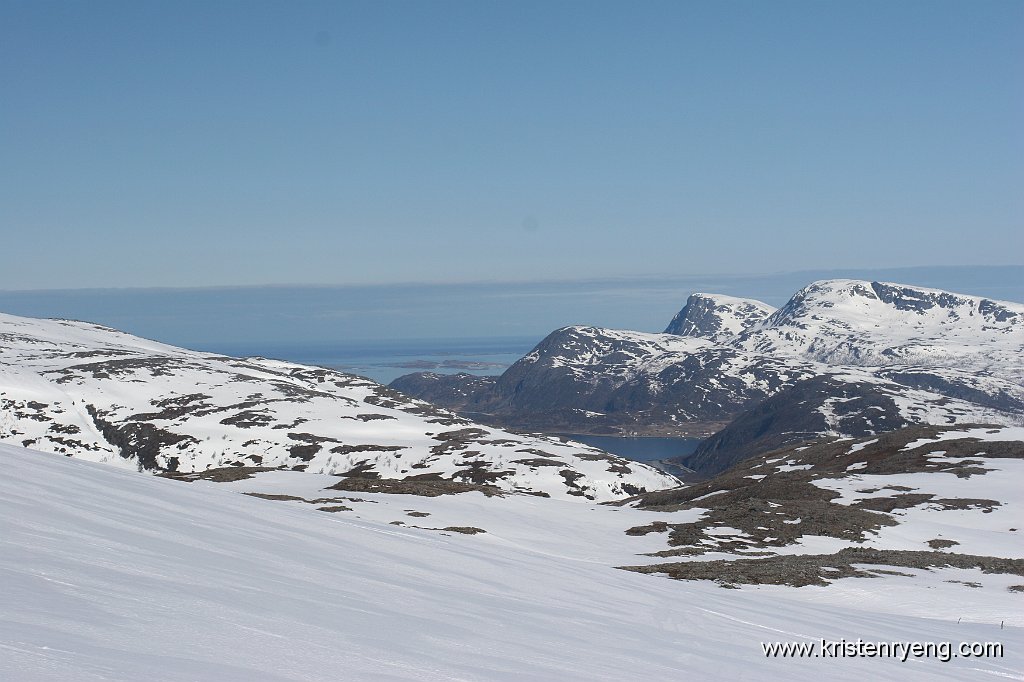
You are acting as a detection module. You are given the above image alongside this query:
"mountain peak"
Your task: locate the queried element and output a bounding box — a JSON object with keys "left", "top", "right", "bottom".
{"left": 766, "top": 279, "right": 1024, "bottom": 329}
{"left": 664, "top": 293, "right": 774, "bottom": 341}
{"left": 744, "top": 279, "right": 1024, "bottom": 366}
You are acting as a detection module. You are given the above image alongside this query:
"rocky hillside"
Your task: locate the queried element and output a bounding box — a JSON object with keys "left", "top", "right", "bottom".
{"left": 664, "top": 293, "right": 774, "bottom": 340}
{"left": 0, "top": 312, "right": 678, "bottom": 501}
{"left": 621, "top": 423, "right": 1024, "bottom": 590}
{"left": 392, "top": 280, "right": 1024, "bottom": 475}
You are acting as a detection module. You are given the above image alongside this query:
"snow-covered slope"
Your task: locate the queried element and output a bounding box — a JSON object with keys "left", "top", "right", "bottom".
{"left": 0, "top": 312, "right": 677, "bottom": 501}
{"left": 393, "top": 280, "right": 1024, "bottom": 472}
{"left": 738, "top": 279, "right": 1024, "bottom": 370}
{"left": 393, "top": 324, "right": 817, "bottom": 436}
{"left": 664, "top": 293, "right": 776, "bottom": 341}
{"left": 628, "top": 424, "right": 1024, "bottom": 603}
{"left": 3, "top": 442, "right": 1020, "bottom": 681}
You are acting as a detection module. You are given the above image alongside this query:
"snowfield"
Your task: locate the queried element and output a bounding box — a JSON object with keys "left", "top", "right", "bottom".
{"left": 622, "top": 424, "right": 1024, "bottom": 633}
{"left": 2, "top": 443, "right": 1021, "bottom": 681}
{"left": 3, "top": 285, "right": 1023, "bottom": 680}
{"left": 0, "top": 311, "right": 677, "bottom": 501}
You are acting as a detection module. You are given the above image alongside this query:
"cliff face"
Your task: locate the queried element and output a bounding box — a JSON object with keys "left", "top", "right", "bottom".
{"left": 664, "top": 293, "right": 775, "bottom": 340}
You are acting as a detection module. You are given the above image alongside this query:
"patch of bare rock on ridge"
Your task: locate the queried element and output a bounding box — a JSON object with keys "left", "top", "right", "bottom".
{"left": 326, "top": 473, "right": 505, "bottom": 498}
{"left": 616, "top": 424, "right": 1024, "bottom": 588}
{"left": 623, "top": 549, "right": 1024, "bottom": 588}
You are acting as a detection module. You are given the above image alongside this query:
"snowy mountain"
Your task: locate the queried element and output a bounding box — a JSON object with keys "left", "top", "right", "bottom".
{"left": 737, "top": 279, "right": 1023, "bottom": 368}
{"left": 664, "top": 293, "right": 775, "bottom": 341}
{"left": 392, "top": 324, "right": 807, "bottom": 436}
{"left": 0, "top": 312, "right": 677, "bottom": 501}
{"left": 392, "top": 280, "right": 1024, "bottom": 475}
{"left": 3, "top": 440, "right": 1020, "bottom": 680}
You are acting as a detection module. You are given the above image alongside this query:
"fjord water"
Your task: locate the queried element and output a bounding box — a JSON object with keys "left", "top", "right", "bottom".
{"left": 562, "top": 435, "right": 703, "bottom": 462}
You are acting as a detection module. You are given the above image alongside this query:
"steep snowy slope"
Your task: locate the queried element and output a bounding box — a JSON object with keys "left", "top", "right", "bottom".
{"left": 393, "top": 281, "right": 1024, "bottom": 471}
{"left": 664, "top": 293, "right": 775, "bottom": 340}
{"left": 741, "top": 280, "right": 1023, "bottom": 369}
{"left": 2, "top": 443, "right": 1020, "bottom": 681}
{"left": 0, "top": 312, "right": 677, "bottom": 501}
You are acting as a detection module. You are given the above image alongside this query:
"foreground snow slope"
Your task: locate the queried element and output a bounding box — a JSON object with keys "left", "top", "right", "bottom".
{"left": 0, "top": 311, "right": 676, "bottom": 501}
{"left": 2, "top": 444, "right": 1021, "bottom": 681}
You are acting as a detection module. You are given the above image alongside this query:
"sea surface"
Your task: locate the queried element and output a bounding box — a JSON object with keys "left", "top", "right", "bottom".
{"left": 200, "top": 336, "right": 539, "bottom": 385}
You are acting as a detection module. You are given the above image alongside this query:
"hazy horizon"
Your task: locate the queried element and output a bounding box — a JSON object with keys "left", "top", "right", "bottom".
{"left": 2, "top": 3, "right": 1020, "bottom": 347}
{"left": 2, "top": 265, "right": 1021, "bottom": 351}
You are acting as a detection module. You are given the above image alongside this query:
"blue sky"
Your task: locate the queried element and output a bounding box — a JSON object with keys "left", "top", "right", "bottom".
{"left": 2, "top": 1, "right": 1022, "bottom": 291}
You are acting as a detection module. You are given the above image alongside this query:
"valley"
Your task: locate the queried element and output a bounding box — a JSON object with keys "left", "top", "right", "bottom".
{"left": 2, "top": 278, "right": 1022, "bottom": 680}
